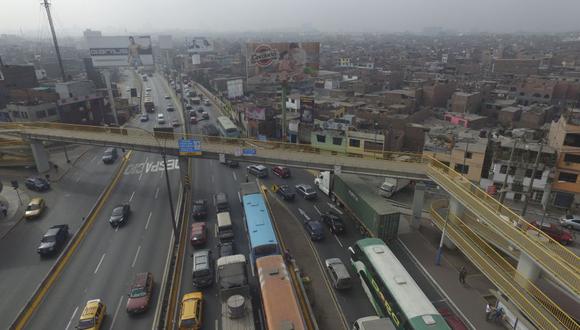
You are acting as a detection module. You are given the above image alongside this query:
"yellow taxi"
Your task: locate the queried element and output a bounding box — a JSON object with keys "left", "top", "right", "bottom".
{"left": 77, "top": 299, "right": 106, "bottom": 329}
{"left": 25, "top": 197, "right": 46, "bottom": 219}
{"left": 179, "top": 292, "right": 203, "bottom": 330}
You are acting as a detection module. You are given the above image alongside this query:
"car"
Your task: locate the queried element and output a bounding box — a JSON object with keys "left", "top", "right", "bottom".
{"left": 530, "top": 221, "right": 574, "bottom": 245}
{"left": 218, "top": 241, "right": 235, "bottom": 257}
{"left": 190, "top": 222, "right": 207, "bottom": 246}
{"left": 190, "top": 116, "right": 198, "bottom": 124}
{"left": 172, "top": 119, "right": 181, "bottom": 127}
{"left": 225, "top": 160, "right": 239, "bottom": 168}
{"left": 102, "top": 147, "right": 118, "bottom": 164}
{"left": 295, "top": 184, "right": 317, "bottom": 200}
{"left": 24, "top": 177, "right": 50, "bottom": 192}
{"left": 247, "top": 164, "right": 268, "bottom": 178}
{"left": 272, "top": 166, "right": 291, "bottom": 178}
{"left": 140, "top": 114, "right": 149, "bottom": 122}
{"left": 37, "top": 224, "right": 69, "bottom": 256}
{"left": 560, "top": 215, "right": 580, "bottom": 231}
{"left": 145, "top": 87, "right": 151, "bottom": 92}
{"left": 179, "top": 292, "right": 203, "bottom": 329}
{"left": 109, "top": 204, "right": 130, "bottom": 227}
{"left": 164, "top": 95, "right": 170, "bottom": 100}
{"left": 197, "top": 107, "right": 204, "bottom": 113}
{"left": 321, "top": 211, "right": 345, "bottom": 234}
{"left": 157, "top": 113, "right": 166, "bottom": 124}
{"left": 275, "top": 184, "right": 295, "bottom": 201}
{"left": 25, "top": 197, "right": 46, "bottom": 219}
{"left": 126, "top": 272, "right": 154, "bottom": 314}
{"left": 186, "top": 105, "right": 193, "bottom": 111}
{"left": 213, "top": 192, "right": 229, "bottom": 213}
{"left": 192, "top": 199, "right": 208, "bottom": 220}
{"left": 324, "top": 258, "right": 352, "bottom": 290}
{"left": 77, "top": 299, "right": 106, "bottom": 330}
{"left": 202, "top": 124, "right": 219, "bottom": 136}
{"left": 166, "top": 106, "right": 175, "bottom": 112}
{"left": 303, "top": 219, "right": 325, "bottom": 241}
{"left": 201, "top": 111, "right": 209, "bottom": 120}
{"left": 438, "top": 308, "right": 468, "bottom": 330}
{"left": 204, "top": 100, "right": 210, "bottom": 106}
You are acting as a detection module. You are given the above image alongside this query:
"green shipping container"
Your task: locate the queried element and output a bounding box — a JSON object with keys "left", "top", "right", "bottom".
{"left": 332, "top": 173, "right": 400, "bottom": 242}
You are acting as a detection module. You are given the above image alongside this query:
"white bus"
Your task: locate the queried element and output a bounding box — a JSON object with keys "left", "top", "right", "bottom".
{"left": 216, "top": 116, "right": 240, "bottom": 138}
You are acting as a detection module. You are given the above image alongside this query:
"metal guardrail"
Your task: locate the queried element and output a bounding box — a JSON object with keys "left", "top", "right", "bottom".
{"left": 432, "top": 200, "right": 579, "bottom": 330}
{"left": 430, "top": 201, "right": 579, "bottom": 330}
{"left": 427, "top": 157, "right": 580, "bottom": 295}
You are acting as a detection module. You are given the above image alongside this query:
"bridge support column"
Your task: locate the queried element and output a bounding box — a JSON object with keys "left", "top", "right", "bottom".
{"left": 516, "top": 251, "right": 541, "bottom": 282}
{"left": 30, "top": 141, "right": 50, "bottom": 173}
{"left": 411, "top": 182, "right": 425, "bottom": 229}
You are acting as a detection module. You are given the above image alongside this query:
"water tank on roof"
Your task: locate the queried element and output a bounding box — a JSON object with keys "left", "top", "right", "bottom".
{"left": 227, "top": 294, "right": 246, "bottom": 319}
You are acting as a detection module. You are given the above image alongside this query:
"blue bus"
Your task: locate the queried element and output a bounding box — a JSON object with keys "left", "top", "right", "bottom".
{"left": 241, "top": 183, "right": 279, "bottom": 263}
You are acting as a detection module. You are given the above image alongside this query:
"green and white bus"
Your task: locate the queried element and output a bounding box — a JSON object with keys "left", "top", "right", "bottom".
{"left": 349, "top": 238, "right": 451, "bottom": 330}
{"left": 216, "top": 116, "right": 240, "bottom": 138}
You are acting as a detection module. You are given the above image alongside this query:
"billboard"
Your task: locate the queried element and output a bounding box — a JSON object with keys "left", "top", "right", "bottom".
{"left": 246, "top": 42, "right": 320, "bottom": 85}
{"left": 188, "top": 37, "right": 214, "bottom": 54}
{"left": 300, "top": 96, "right": 315, "bottom": 123}
{"left": 88, "top": 36, "right": 153, "bottom": 67}
{"left": 245, "top": 107, "right": 266, "bottom": 121}
{"left": 227, "top": 79, "right": 244, "bottom": 99}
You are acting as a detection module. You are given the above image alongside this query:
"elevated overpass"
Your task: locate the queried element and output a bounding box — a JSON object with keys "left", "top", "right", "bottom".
{"left": 2, "top": 121, "right": 579, "bottom": 329}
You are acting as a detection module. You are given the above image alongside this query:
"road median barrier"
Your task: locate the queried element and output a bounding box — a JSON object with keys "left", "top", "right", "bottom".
{"left": 10, "top": 151, "right": 132, "bottom": 330}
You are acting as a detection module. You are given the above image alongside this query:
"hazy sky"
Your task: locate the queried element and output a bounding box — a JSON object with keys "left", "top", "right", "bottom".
{"left": 3, "top": 0, "right": 580, "bottom": 35}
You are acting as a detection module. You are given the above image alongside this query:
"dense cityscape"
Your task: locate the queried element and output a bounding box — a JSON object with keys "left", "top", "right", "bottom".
{"left": 0, "top": 1, "right": 579, "bottom": 330}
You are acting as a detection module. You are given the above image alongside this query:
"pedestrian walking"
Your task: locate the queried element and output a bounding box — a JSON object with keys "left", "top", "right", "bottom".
{"left": 485, "top": 303, "right": 494, "bottom": 320}
{"left": 459, "top": 266, "right": 467, "bottom": 284}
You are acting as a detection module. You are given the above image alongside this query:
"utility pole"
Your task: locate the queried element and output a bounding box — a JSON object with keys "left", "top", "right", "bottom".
{"left": 499, "top": 139, "right": 518, "bottom": 203}
{"left": 42, "top": 0, "right": 67, "bottom": 82}
{"left": 521, "top": 140, "right": 544, "bottom": 217}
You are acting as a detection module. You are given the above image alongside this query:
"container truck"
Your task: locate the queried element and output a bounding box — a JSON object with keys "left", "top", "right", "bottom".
{"left": 217, "top": 254, "right": 255, "bottom": 330}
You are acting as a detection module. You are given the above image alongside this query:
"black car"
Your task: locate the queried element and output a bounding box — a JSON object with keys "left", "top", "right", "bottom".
{"left": 24, "top": 177, "right": 50, "bottom": 192}
{"left": 109, "top": 204, "right": 131, "bottom": 227}
{"left": 225, "top": 160, "right": 239, "bottom": 168}
{"left": 321, "top": 212, "right": 345, "bottom": 234}
{"left": 218, "top": 241, "right": 235, "bottom": 257}
{"left": 192, "top": 199, "right": 208, "bottom": 220}
{"left": 295, "top": 184, "right": 317, "bottom": 200}
{"left": 202, "top": 124, "right": 219, "bottom": 136}
{"left": 303, "top": 220, "right": 325, "bottom": 241}
{"left": 102, "top": 148, "right": 118, "bottom": 164}
{"left": 276, "top": 184, "right": 295, "bottom": 201}
{"left": 37, "top": 225, "right": 69, "bottom": 256}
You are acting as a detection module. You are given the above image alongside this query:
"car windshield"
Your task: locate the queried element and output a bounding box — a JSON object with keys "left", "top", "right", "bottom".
{"left": 130, "top": 287, "right": 147, "bottom": 298}
{"left": 41, "top": 235, "right": 56, "bottom": 243}
{"left": 77, "top": 319, "right": 95, "bottom": 329}
{"left": 112, "top": 207, "right": 123, "bottom": 216}
{"left": 27, "top": 204, "right": 40, "bottom": 211}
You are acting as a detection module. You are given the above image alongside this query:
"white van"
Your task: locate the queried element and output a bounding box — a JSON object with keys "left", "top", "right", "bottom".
{"left": 157, "top": 113, "right": 165, "bottom": 124}
{"left": 216, "top": 212, "right": 234, "bottom": 242}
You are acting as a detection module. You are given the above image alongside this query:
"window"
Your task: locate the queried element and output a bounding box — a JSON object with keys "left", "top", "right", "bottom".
{"left": 11, "top": 111, "right": 20, "bottom": 118}
{"left": 454, "top": 164, "right": 470, "bottom": 174}
{"left": 508, "top": 166, "right": 516, "bottom": 175}
{"left": 316, "top": 135, "right": 326, "bottom": 143}
{"left": 535, "top": 171, "right": 543, "bottom": 180}
{"left": 21, "top": 112, "right": 29, "bottom": 119}
{"left": 525, "top": 169, "right": 532, "bottom": 178}
{"left": 364, "top": 141, "right": 383, "bottom": 152}
{"left": 47, "top": 108, "right": 57, "bottom": 116}
{"left": 332, "top": 137, "right": 342, "bottom": 146}
{"left": 533, "top": 190, "right": 544, "bottom": 202}
{"left": 36, "top": 110, "right": 47, "bottom": 118}
{"left": 349, "top": 139, "right": 361, "bottom": 148}
{"left": 465, "top": 151, "right": 473, "bottom": 159}
{"left": 500, "top": 165, "right": 507, "bottom": 174}
{"left": 563, "top": 153, "right": 580, "bottom": 164}
{"left": 563, "top": 133, "right": 580, "bottom": 148}
{"left": 558, "top": 172, "right": 578, "bottom": 183}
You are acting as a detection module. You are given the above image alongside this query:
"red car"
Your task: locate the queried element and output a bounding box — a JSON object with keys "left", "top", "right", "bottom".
{"left": 190, "top": 116, "right": 197, "bottom": 124}
{"left": 530, "top": 222, "right": 574, "bottom": 245}
{"left": 272, "top": 166, "right": 291, "bottom": 178}
{"left": 126, "top": 272, "right": 154, "bottom": 314}
{"left": 437, "top": 308, "right": 468, "bottom": 330}
{"left": 190, "top": 222, "right": 207, "bottom": 246}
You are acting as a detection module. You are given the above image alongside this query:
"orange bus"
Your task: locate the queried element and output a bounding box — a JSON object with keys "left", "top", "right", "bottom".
{"left": 256, "top": 255, "right": 306, "bottom": 330}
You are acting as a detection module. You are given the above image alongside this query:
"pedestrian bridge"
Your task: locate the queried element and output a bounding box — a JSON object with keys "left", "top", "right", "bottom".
{"left": 2, "top": 122, "right": 579, "bottom": 330}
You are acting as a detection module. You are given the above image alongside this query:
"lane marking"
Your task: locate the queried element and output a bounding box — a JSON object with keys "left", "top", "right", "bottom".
{"left": 232, "top": 172, "right": 237, "bottom": 181}
{"left": 237, "top": 191, "right": 242, "bottom": 204}
{"left": 313, "top": 205, "right": 322, "bottom": 215}
{"left": 65, "top": 306, "right": 79, "bottom": 330}
{"left": 138, "top": 172, "right": 143, "bottom": 181}
{"left": 75, "top": 176, "right": 81, "bottom": 183}
{"left": 154, "top": 187, "right": 160, "bottom": 199}
{"left": 211, "top": 175, "right": 214, "bottom": 183}
{"left": 327, "top": 202, "right": 343, "bottom": 215}
{"left": 145, "top": 212, "right": 152, "bottom": 230}
{"left": 129, "top": 191, "right": 135, "bottom": 202}
{"left": 94, "top": 253, "right": 106, "bottom": 274}
{"left": 132, "top": 245, "right": 141, "bottom": 268}
{"left": 297, "top": 208, "right": 311, "bottom": 221}
{"left": 115, "top": 226, "right": 119, "bottom": 233}
{"left": 334, "top": 235, "right": 344, "bottom": 248}
{"left": 215, "top": 319, "right": 218, "bottom": 330}
{"left": 109, "top": 295, "right": 124, "bottom": 330}
{"left": 91, "top": 155, "right": 97, "bottom": 162}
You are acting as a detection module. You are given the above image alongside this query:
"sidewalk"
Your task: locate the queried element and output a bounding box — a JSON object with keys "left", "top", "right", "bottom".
{"left": 0, "top": 182, "right": 30, "bottom": 239}
{"left": 399, "top": 223, "right": 503, "bottom": 330}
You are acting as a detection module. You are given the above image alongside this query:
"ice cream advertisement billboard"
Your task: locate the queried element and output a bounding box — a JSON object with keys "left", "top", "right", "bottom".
{"left": 88, "top": 36, "right": 153, "bottom": 67}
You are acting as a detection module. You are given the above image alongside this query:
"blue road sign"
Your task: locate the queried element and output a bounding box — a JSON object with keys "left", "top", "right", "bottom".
{"left": 242, "top": 148, "right": 256, "bottom": 156}
{"left": 179, "top": 139, "right": 201, "bottom": 156}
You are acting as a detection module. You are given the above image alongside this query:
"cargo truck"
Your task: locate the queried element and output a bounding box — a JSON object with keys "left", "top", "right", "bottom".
{"left": 314, "top": 172, "right": 400, "bottom": 241}
{"left": 378, "top": 178, "right": 410, "bottom": 198}
{"left": 217, "top": 254, "right": 255, "bottom": 330}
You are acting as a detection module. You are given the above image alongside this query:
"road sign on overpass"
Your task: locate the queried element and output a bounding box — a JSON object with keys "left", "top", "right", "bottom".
{"left": 178, "top": 138, "right": 201, "bottom": 156}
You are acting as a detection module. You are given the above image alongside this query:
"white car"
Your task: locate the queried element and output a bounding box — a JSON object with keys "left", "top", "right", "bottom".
{"left": 145, "top": 88, "right": 151, "bottom": 92}
{"left": 560, "top": 215, "right": 580, "bottom": 230}
{"left": 157, "top": 113, "right": 165, "bottom": 124}
{"left": 164, "top": 95, "right": 170, "bottom": 100}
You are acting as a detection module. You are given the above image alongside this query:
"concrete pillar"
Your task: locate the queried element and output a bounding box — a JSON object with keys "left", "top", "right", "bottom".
{"left": 443, "top": 197, "right": 463, "bottom": 249}
{"left": 30, "top": 141, "right": 50, "bottom": 173}
{"left": 411, "top": 182, "right": 425, "bottom": 229}
{"left": 516, "top": 251, "right": 541, "bottom": 282}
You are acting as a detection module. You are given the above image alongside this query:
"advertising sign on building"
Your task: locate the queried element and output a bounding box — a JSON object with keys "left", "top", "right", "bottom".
{"left": 87, "top": 36, "right": 153, "bottom": 67}
{"left": 245, "top": 42, "right": 320, "bottom": 85}
{"left": 245, "top": 107, "right": 266, "bottom": 121}
{"left": 226, "top": 79, "right": 243, "bottom": 99}
{"left": 188, "top": 37, "right": 214, "bottom": 53}
{"left": 300, "top": 96, "right": 315, "bottom": 123}
{"left": 191, "top": 54, "right": 201, "bottom": 65}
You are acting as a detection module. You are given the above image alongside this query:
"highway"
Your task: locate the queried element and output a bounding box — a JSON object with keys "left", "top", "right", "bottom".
{"left": 24, "top": 71, "right": 181, "bottom": 329}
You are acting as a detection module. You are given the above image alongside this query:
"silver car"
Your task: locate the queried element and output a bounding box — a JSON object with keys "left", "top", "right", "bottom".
{"left": 560, "top": 215, "right": 580, "bottom": 230}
